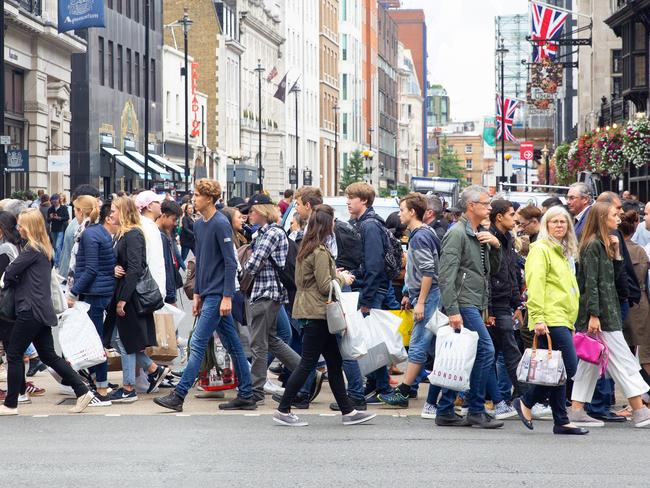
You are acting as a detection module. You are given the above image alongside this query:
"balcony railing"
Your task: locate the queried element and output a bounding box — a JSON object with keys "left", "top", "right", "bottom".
{"left": 17, "top": 0, "right": 42, "bottom": 16}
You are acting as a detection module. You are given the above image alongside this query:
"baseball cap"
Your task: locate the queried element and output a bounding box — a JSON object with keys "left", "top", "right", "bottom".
{"left": 135, "top": 190, "right": 165, "bottom": 210}
{"left": 240, "top": 193, "right": 274, "bottom": 213}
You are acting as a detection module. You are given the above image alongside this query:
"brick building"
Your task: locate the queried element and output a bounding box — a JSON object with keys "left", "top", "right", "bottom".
{"left": 320, "top": 0, "right": 339, "bottom": 196}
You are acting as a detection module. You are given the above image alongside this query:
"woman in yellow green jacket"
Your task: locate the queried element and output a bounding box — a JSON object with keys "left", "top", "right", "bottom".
{"left": 513, "top": 205, "right": 587, "bottom": 435}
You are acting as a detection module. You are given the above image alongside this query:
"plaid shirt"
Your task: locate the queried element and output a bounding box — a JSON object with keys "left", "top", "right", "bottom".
{"left": 245, "top": 223, "right": 288, "bottom": 303}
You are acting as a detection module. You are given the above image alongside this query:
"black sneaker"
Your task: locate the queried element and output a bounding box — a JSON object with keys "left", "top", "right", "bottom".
{"left": 252, "top": 393, "right": 265, "bottom": 405}
{"left": 88, "top": 391, "right": 112, "bottom": 407}
{"left": 268, "top": 364, "right": 284, "bottom": 375}
{"left": 435, "top": 412, "right": 470, "bottom": 427}
{"left": 219, "top": 396, "right": 258, "bottom": 410}
{"left": 271, "top": 393, "right": 310, "bottom": 409}
{"left": 330, "top": 396, "right": 367, "bottom": 411}
{"left": 153, "top": 391, "right": 184, "bottom": 412}
{"left": 147, "top": 366, "right": 171, "bottom": 394}
{"left": 26, "top": 358, "right": 47, "bottom": 377}
{"left": 466, "top": 412, "right": 505, "bottom": 429}
{"left": 309, "top": 370, "right": 325, "bottom": 402}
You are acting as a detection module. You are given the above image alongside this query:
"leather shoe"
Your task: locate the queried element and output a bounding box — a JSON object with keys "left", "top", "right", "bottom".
{"left": 467, "top": 412, "right": 504, "bottom": 429}
{"left": 553, "top": 425, "right": 589, "bottom": 435}
{"left": 513, "top": 397, "right": 534, "bottom": 430}
{"left": 588, "top": 411, "right": 627, "bottom": 423}
{"left": 435, "top": 413, "right": 470, "bottom": 427}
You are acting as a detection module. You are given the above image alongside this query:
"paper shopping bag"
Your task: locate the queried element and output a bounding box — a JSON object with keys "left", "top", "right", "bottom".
{"left": 145, "top": 313, "right": 178, "bottom": 363}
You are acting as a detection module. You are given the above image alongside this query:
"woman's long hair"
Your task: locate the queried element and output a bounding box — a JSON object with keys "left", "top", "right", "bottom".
{"left": 18, "top": 208, "right": 53, "bottom": 260}
{"left": 74, "top": 195, "right": 100, "bottom": 223}
{"left": 0, "top": 211, "right": 21, "bottom": 246}
{"left": 113, "top": 196, "right": 142, "bottom": 240}
{"left": 221, "top": 207, "right": 246, "bottom": 248}
{"left": 579, "top": 202, "right": 617, "bottom": 259}
{"left": 537, "top": 205, "right": 578, "bottom": 259}
{"left": 297, "top": 204, "right": 335, "bottom": 262}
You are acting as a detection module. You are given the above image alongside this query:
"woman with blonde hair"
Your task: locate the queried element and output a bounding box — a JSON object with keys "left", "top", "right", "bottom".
{"left": 103, "top": 197, "right": 168, "bottom": 403}
{"left": 513, "top": 205, "right": 586, "bottom": 434}
{"left": 66, "top": 195, "right": 100, "bottom": 289}
{"left": 0, "top": 209, "right": 93, "bottom": 415}
{"left": 569, "top": 202, "right": 650, "bottom": 428}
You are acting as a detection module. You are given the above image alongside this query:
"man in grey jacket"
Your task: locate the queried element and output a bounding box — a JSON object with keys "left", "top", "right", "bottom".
{"left": 435, "top": 185, "right": 504, "bottom": 429}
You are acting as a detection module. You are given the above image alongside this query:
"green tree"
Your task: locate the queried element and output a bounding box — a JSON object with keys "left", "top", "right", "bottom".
{"left": 437, "top": 137, "right": 464, "bottom": 180}
{"left": 340, "top": 149, "right": 366, "bottom": 193}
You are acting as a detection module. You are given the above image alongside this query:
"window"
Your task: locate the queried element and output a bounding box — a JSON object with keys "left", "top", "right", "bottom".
{"left": 342, "top": 113, "right": 348, "bottom": 138}
{"left": 613, "top": 76, "right": 622, "bottom": 98}
{"left": 342, "top": 0, "right": 347, "bottom": 21}
{"left": 465, "top": 158, "right": 473, "bottom": 169}
{"left": 634, "top": 55, "right": 646, "bottom": 87}
{"left": 465, "top": 144, "right": 473, "bottom": 154}
{"left": 612, "top": 49, "right": 622, "bottom": 74}
{"left": 4, "top": 68, "right": 24, "bottom": 114}
{"left": 108, "top": 41, "right": 114, "bottom": 88}
{"left": 117, "top": 45, "right": 123, "bottom": 91}
{"left": 98, "top": 37, "right": 105, "bottom": 86}
{"left": 165, "top": 91, "right": 171, "bottom": 120}
{"left": 108, "top": 0, "right": 113, "bottom": 8}
{"left": 150, "top": 0, "right": 155, "bottom": 29}
{"left": 634, "top": 22, "right": 646, "bottom": 51}
{"left": 342, "top": 34, "right": 348, "bottom": 61}
{"left": 342, "top": 73, "right": 348, "bottom": 100}
{"left": 151, "top": 59, "right": 156, "bottom": 101}
{"left": 125, "top": 0, "right": 131, "bottom": 18}
{"left": 428, "top": 160, "right": 436, "bottom": 174}
{"left": 466, "top": 176, "right": 473, "bottom": 185}
{"left": 134, "top": 52, "right": 140, "bottom": 96}
{"left": 126, "top": 49, "right": 132, "bottom": 93}
{"left": 134, "top": 0, "right": 139, "bottom": 22}
{"left": 116, "top": 0, "right": 122, "bottom": 14}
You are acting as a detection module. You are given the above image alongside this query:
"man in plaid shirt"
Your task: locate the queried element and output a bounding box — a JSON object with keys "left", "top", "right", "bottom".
{"left": 243, "top": 194, "right": 300, "bottom": 403}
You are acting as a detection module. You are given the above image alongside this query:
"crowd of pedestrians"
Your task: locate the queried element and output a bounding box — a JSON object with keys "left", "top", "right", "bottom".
{"left": 0, "top": 179, "right": 649, "bottom": 435}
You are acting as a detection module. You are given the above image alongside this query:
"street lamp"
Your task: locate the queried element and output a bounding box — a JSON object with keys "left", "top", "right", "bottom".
{"left": 496, "top": 38, "right": 509, "bottom": 190}
{"left": 254, "top": 60, "right": 265, "bottom": 192}
{"left": 290, "top": 83, "right": 301, "bottom": 189}
{"left": 367, "top": 127, "right": 375, "bottom": 185}
{"left": 177, "top": 8, "right": 193, "bottom": 194}
{"left": 333, "top": 102, "right": 339, "bottom": 194}
{"left": 504, "top": 153, "right": 512, "bottom": 190}
{"left": 144, "top": 0, "right": 151, "bottom": 188}
{"left": 542, "top": 144, "right": 550, "bottom": 187}
{"left": 362, "top": 149, "right": 375, "bottom": 185}
{"left": 415, "top": 145, "right": 420, "bottom": 178}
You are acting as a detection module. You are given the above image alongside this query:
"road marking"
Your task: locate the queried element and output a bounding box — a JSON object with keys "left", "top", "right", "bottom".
{"left": 244, "top": 413, "right": 260, "bottom": 417}
{"left": 105, "top": 414, "right": 121, "bottom": 417}
{"left": 33, "top": 415, "right": 49, "bottom": 418}
{"left": 319, "top": 413, "right": 337, "bottom": 417}
{"left": 176, "top": 414, "right": 191, "bottom": 417}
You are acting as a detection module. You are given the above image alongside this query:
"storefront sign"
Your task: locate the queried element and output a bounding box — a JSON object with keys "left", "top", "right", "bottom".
{"left": 48, "top": 154, "right": 71, "bottom": 173}
{"left": 190, "top": 62, "right": 201, "bottom": 138}
{"left": 58, "top": 0, "right": 106, "bottom": 34}
{"left": 5, "top": 150, "right": 29, "bottom": 173}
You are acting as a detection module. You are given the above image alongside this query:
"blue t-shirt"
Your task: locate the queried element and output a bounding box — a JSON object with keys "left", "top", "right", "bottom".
{"left": 194, "top": 211, "right": 237, "bottom": 298}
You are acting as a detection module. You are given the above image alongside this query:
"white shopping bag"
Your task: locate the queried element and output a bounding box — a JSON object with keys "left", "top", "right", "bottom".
{"left": 428, "top": 326, "right": 479, "bottom": 392}
{"left": 339, "top": 309, "right": 368, "bottom": 360}
{"left": 58, "top": 301, "right": 106, "bottom": 371}
{"left": 365, "top": 309, "right": 408, "bottom": 363}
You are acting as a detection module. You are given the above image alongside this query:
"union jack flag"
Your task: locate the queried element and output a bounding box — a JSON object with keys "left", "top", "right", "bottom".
{"left": 496, "top": 95, "right": 519, "bottom": 142}
{"left": 530, "top": 1, "right": 569, "bottom": 62}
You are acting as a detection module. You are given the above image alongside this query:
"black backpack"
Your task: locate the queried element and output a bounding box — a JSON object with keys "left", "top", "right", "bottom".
{"left": 362, "top": 217, "right": 404, "bottom": 281}
{"left": 269, "top": 231, "right": 298, "bottom": 311}
{"left": 334, "top": 219, "right": 362, "bottom": 271}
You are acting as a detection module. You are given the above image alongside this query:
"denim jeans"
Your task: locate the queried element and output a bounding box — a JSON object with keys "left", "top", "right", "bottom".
{"left": 437, "top": 307, "right": 495, "bottom": 415}
{"left": 268, "top": 305, "right": 292, "bottom": 367}
{"left": 175, "top": 295, "right": 253, "bottom": 399}
{"left": 408, "top": 289, "right": 440, "bottom": 365}
{"left": 496, "top": 352, "right": 513, "bottom": 401}
{"left": 111, "top": 328, "right": 154, "bottom": 387}
{"left": 52, "top": 231, "right": 64, "bottom": 267}
{"left": 84, "top": 295, "right": 112, "bottom": 388}
{"left": 522, "top": 326, "right": 577, "bottom": 426}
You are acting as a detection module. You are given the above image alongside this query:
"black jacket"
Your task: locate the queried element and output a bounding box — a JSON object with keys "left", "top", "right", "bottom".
{"left": 4, "top": 247, "right": 57, "bottom": 326}
{"left": 488, "top": 225, "right": 522, "bottom": 315}
{"left": 180, "top": 215, "right": 195, "bottom": 248}
{"left": 47, "top": 204, "right": 70, "bottom": 233}
{"left": 615, "top": 230, "right": 641, "bottom": 306}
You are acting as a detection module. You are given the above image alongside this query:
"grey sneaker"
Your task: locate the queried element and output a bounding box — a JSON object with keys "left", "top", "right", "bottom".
{"left": 493, "top": 400, "right": 518, "bottom": 420}
{"left": 342, "top": 410, "right": 377, "bottom": 426}
{"left": 273, "top": 410, "right": 308, "bottom": 427}
{"left": 633, "top": 407, "right": 650, "bottom": 428}
{"left": 421, "top": 402, "right": 437, "bottom": 420}
{"left": 568, "top": 409, "right": 605, "bottom": 428}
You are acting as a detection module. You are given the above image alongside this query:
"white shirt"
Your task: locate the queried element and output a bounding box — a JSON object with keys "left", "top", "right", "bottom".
{"left": 632, "top": 221, "right": 650, "bottom": 247}
{"left": 141, "top": 215, "right": 167, "bottom": 296}
{"left": 574, "top": 205, "right": 590, "bottom": 224}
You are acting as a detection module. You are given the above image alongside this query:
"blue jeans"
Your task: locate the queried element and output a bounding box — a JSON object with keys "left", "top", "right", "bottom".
{"left": 408, "top": 289, "right": 440, "bottom": 365}
{"left": 522, "top": 326, "right": 577, "bottom": 426}
{"left": 496, "top": 352, "right": 513, "bottom": 401}
{"left": 437, "top": 307, "right": 495, "bottom": 415}
{"left": 111, "top": 329, "right": 154, "bottom": 387}
{"left": 175, "top": 295, "right": 252, "bottom": 399}
{"left": 53, "top": 231, "right": 64, "bottom": 267}
{"left": 269, "top": 305, "right": 292, "bottom": 367}
{"left": 85, "top": 295, "right": 112, "bottom": 388}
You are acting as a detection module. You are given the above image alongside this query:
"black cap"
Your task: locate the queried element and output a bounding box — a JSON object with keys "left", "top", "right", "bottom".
{"left": 240, "top": 193, "right": 274, "bottom": 213}
{"left": 227, "top": 196, "right": 245, "bottom": 207}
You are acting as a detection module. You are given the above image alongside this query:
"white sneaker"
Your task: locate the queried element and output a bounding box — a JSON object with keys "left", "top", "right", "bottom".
{"left": 421, "top": 402, "right": 437, "bottom": 419}
{"left": 273, "top": 410, "right": 308, "bottom": 427}
{"left": 0, "top": 405, "right": 17, "bottom": 416}
{"left": 264, "top": 380, "right": 285, "bottom": 395}
{"left": 18, "top": 394, "right": 31, "bottom": 404}
{"left": 70, "top": 391, "right": 94, "bottom": 413}
{"left": 633, "top": 407, "right": 650, "bottom": 428}
{"left": 532, "top": 403, "right": 553, "bottom": 419}
{"left": 568, "top": 408, "right": 605, "bottom": 427}
{"left": 493, "top": 400, "right": 518, "bottom": 420}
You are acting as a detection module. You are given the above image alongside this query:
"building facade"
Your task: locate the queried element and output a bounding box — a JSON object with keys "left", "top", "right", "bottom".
{"left": 70, "top": 0, "right": 163, "bottom": 198}
{"left": 396, "top": 44, "right": 423, "bottom": 186}
{"left": 444, "top": 127, "right": 486, "bottom": 187}
{"left": 319, "top": 0, "right": 339, "bottom": 196}
{"left": 427, "top": 84, "right": 450, "bottom": 128}
{"left": 4, "top": 0, "right": 86, "bottom": 197}
{"left": 363, "top": 0, "right": 379, "bottom": 184}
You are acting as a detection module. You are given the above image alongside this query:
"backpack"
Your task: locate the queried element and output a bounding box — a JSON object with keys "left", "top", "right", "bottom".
{"left": 269, "top": 236, "right": 298, "bottom": 294}
{"left": 237, "top": 244, "right": 255, "bottom": 295}
{"left": 334, "top": 219, "right": 362, "bottom": 271}
{"left": 363, "top": 217, "right": 403, "bottom": 281}
{"left": 183, "top": 257, "right": 196, "bottom": 300}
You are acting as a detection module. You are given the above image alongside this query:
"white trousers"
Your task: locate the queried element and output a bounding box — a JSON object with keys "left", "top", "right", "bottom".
{"left": 571, "top": 330, "right": 649, "bottom": 403}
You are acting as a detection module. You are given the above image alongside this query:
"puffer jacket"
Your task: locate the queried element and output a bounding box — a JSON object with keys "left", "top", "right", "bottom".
{"left": 488, "top": 225, "right": 522, "bottom": 315}
{"left": 71, "top": 224, "right": 116, "bottom": 298}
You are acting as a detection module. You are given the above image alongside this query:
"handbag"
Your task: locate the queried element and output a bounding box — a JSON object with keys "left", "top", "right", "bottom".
{"left": 574, "top": 332, "right": 609, "bottom": 376}
{"left": 237, "top": 244, "right": 255, "bottom": 295}
{"left": 326, "top": 280, "right": 347, "bottom": 334}
{"left": 0, "top": 285, "right": 15, "bottom": 323}
{"left": 516, "top": 333, "right": 567, "bottom": 387}
{"left": 424, "top": 308, "right": 449, "bottom": 335}
{"left": 51, "top": 269, "right": 67, "bottom": 315}
{"left": 134, "top": 266, "right": 164, "bottom": 316}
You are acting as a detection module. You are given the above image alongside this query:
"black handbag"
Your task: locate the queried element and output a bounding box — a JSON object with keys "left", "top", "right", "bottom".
{"left": 134, "top": 267, "right": 164, "bottom": 316}
{"left": 0, "top": 286, "right": 15, "bottom": 323}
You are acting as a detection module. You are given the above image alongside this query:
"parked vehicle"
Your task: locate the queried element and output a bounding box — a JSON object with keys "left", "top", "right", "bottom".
{"left": 410, "top": 177, "right": 460, "bottom": 207}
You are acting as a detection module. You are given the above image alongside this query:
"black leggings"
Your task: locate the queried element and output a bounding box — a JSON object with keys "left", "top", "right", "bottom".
{"left": 4, "top": 311, "right": 88, "bottom": 408}
{"left": 278, "top": 319, "right": 353, "bottom": 415}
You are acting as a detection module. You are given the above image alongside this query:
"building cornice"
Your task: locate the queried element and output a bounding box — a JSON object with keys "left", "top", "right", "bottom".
{"left": 241, "top": 14, "right": 285, "bottom": 46}
{"left": 226, "top": 37, "right": 246, "bottom": 56}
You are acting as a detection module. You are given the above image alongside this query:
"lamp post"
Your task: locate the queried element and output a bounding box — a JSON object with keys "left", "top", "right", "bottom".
{"left": 333, "top": 103, "right": 339, "bottom": 195}
{"left": 177, "top": 8, "right": 193, "bottom": 194}
{"left": 496, "top": 38, "right": 509, "bottom": 190}
{"left": 415, "top": 145, "right": 420, "bottom": 179}
{"left": 290, "top": 83, "right": 301, "bottom": 189}
{"left": 367, "top": 127, "right": 375, "bottom": 185}
{"left": 504, "top": 153, "right": 512, "bottom": 190}
{"left": 254, "top": 60, "right": 265, "bottom": 192}
{"left": 542, "top": 144, "right": 550, "bottom": 187}
{"left": 144, "top": 0, "right": 151, "bottom": 188}
{"left": 362, "top": 149, "right": 375, "bottom": 185}
{"left": 0, "top": 5, "right": 5, "bottom": 199}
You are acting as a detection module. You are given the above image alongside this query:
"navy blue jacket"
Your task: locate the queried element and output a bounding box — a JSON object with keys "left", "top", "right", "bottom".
{"left": 71, "top": 224, "right": 116, "bottom": 298}
{"left": 351, "top": 207, "right": 389, "bottom": 308}
{"left": 160, "top": 231, "right": 177, "bottom": 304}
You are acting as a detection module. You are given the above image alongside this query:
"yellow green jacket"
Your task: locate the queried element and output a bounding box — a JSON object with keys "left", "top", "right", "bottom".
{"left": 524, "top": 239, "right": 579, "bottom": 330}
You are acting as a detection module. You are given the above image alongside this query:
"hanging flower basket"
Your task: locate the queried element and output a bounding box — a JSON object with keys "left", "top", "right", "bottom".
{"left": 623, "top": 118, "right": 650, "bottom": 169}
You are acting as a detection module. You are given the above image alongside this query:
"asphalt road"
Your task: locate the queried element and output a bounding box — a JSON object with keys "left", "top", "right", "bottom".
{"left": 1, "top": 415, "right": 648, "bottom": 487}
